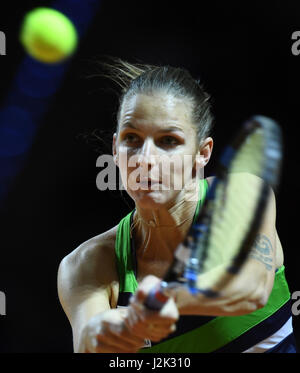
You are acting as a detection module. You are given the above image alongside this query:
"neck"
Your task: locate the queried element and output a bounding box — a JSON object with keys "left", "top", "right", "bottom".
{"left": 131, "top": 182, "right": 200, "bottom": 260}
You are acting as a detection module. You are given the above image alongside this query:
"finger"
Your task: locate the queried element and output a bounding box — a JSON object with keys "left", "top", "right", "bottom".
{"left": 147, "top": 323, "right": 177, "bottom": 340}
{"left": 130, "top": 321, "right": 176, "bottom": 341}
{"left": 159, "top": 298, "right": 180, "bottom": 320}
{"left": 106, "top": 327, "right": 145, "bottom": 348}
{"left": 95, "top": 334, "right": 141, "bottom": 353}
{"left": 101, "top": 321, "right": 145, "bottom": 348}
{"left": 128, "top": 324, "right": 152, "bottom": 340}
{"left": 142, "top": 313, "right": 178, "bottom": 325}
{"left": 138, "top": 275, "right": 162, "bottom": 294}
{"left": 129, "top": 300, "right": 178, "bottom": 325}
{"left": 132, "top": 275, "right": 162, "bottom": 305}
{"left": 125, "top": 303, "right": 143, "bottom": 327}
{"left": 135, "top": 289, "right": 147, "bottom": 303}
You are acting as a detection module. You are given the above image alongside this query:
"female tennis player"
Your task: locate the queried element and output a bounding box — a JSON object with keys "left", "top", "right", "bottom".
{"left": 57, "top": 59, "right": 297, "bottom": 353}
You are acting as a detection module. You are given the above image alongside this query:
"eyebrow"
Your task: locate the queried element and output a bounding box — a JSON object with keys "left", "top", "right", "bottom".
{"left": 121, "top": 122, "right": 136, "bottom": 129}
{"left": 120, "top": 122, "right": 185, "bottom": 133}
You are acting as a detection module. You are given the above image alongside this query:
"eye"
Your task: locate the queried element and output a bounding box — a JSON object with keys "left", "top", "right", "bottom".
{"left": 123, "top": 133, "right": 141, "bottom": 144}
{"left": 158, "top": 136, "right": 180, "bottom": 147}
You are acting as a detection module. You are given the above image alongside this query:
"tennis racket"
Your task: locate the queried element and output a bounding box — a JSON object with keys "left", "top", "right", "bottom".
{"left": 144, "top": 115, "right": 283, "bottom": 310}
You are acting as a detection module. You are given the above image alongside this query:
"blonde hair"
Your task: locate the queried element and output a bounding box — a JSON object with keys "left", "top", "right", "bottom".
{"left": 97, "top": 56, "right": 214, "bottom": 143}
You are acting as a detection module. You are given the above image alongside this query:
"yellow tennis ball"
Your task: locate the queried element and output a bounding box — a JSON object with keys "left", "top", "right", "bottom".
{"left": 20, "top": 7, "right": 78, "bottom": 64}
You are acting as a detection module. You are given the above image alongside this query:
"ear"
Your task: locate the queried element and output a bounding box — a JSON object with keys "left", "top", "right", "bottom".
{"left": 193, "top": 137, "right": 213, "bottom": 176}
{"left": 112, "top": 133, "right": 118, "bottom": 166}
{"left": 199, "top": 137, "right": 213, "bottom": 167}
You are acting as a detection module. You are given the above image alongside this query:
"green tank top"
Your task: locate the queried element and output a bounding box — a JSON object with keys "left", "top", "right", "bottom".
{"left": 114, "top": 178, "right": 292, "bottom": 353}
{"left": 115, "top": 179, "right": 209, "bottom": 296}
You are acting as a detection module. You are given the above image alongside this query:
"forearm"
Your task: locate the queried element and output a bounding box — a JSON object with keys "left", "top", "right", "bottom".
{"left": 72, "top": 292, "right": 114, "bottom": 352}
{"left": 173, "top": 258, "right": 274, "bottom": 316}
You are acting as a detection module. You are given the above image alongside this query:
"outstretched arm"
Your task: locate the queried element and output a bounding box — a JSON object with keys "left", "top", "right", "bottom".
{"left": 139, "top": 188, "right": 280, "bottom": 317}
{"left": 57, "top": 232, "right": 178, "bottom": 353}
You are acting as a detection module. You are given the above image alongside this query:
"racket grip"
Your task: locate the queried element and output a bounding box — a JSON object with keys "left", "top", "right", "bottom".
{"left": 144, "top": 281, "right": 170, "bottom": 311}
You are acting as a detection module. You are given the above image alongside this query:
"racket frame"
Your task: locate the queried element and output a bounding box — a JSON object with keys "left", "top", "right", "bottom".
{"left": 145, "top": 116, "right": 282, "bottom": 309}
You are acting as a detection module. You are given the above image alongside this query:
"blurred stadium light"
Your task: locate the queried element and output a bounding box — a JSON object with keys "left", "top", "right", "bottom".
{"left": 0, "top": 0, "right": 102, "bottom": 207}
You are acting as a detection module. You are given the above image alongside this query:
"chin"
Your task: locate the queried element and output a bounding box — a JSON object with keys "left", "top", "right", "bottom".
{"left": 130, "top": 189, "right": 175, "bottom": 209}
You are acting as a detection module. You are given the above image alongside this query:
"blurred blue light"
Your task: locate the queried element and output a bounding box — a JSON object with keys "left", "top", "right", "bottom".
{"left": 0, "top": 106, "right": 36, "bottom": 157}
{"left": 52, "top": 0, "right": 101, "bottom": 37}
{"left": 15, "top": 56, "right": 67, "bottom": 98}
{"left": 0, "top": 0, "right": 103, "bottom": 207}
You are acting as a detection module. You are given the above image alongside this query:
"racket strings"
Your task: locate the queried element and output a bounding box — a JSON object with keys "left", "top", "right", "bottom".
{"left": 195, "top": 129, "right": 266, "bottom": 289}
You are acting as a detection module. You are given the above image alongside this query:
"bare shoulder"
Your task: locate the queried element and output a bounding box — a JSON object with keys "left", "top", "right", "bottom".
{"left": 57, "top": 225, "right": 122, "bottom": 342}
{"left": 58, "top": 225, "right": 119, "bottom": 291}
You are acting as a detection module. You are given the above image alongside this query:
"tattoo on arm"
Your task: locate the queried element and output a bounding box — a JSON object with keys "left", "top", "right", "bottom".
{"left": 249, "top": 234, "right": 273, "bottom": 271}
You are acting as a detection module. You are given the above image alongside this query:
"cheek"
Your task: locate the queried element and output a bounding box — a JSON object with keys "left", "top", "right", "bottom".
{"left": 118, "top": 148, "right": 142, "bottom": 190}
{"left": 118, "top": 145, "right": 140, "bottom": 165}
{"left": 161, "top": 155, "right": 194, "bottom": 182}
{"left": 117, "top": 147, "right": 129, "bottom": 186}
{"left": 118, "top": 146, "right": 133, "bottom": 170}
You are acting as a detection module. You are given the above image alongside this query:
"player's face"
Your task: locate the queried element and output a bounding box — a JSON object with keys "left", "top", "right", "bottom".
{"left": 114, "top": 93, "right": 203, "bottom": 208}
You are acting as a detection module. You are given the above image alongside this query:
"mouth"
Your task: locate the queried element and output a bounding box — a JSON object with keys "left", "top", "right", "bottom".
{"left": 138, "top": 179, "right": 161, "bottom": 188}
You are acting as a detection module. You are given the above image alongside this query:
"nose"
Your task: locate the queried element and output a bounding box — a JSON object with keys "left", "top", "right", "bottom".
{"left": 137, "top": 137, "right": 158, "bottom": 170}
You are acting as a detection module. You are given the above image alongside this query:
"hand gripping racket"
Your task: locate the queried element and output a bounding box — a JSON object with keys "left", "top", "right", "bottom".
{"left": 144, "top": 115, "right": 283, "bottom": 310}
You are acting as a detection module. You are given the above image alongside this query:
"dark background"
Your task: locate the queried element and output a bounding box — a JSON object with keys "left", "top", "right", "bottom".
{"left": 0, "top": 0, "right": 299, "bottom": 353}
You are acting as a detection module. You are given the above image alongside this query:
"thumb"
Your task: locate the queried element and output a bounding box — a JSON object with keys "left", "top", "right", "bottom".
{"left": 131, "top": 275, "right": 164, "bottom": 310}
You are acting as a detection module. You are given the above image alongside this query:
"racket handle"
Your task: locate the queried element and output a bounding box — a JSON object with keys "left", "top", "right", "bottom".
{"left": 144, "top": 281, "right": 170, "bottom": 311}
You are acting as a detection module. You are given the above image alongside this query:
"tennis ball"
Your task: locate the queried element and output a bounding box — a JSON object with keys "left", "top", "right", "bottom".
{"left": 20, "top": 7, "right": 78, "bottom": 64}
